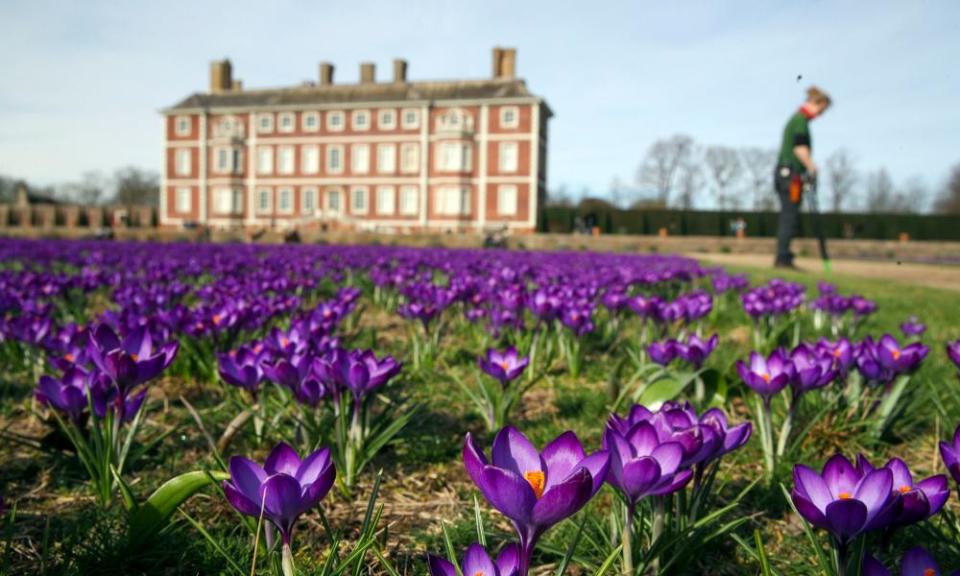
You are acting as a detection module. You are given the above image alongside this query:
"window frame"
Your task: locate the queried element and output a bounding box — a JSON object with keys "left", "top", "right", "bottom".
{"left": 175, "top": 187, "right": 191, "bottom": 213}
{"left": 401, "top": 108, "right": 420, "bottom": 129}
{"left": 256, "top": 188, "right": 273, "bottom": 214}
{"left": 497, "top": 185, "right": 518, "bottom": 217}
{"left": 351, "top": 144, "right": 370, "bottom": 174}
{"left": 327, "top": 145, "right": 344, "bottom": 174}
{"left": 350, "top": 186, "right": 369, "bottom": 215}
{"left": 498, "top": 141, "right": 519, "bottom": 173}
{"left": 302, "top": 111, "right": 320, "bottom": 132}
{"left": 257, "top": 113, "right": 274, "bottom": 134}
{"left": 499, "top": 106, "right": 519, "bottom": 129}
{"left": 327, "top": 111, "right": 345, "bottom": 132}
{"left": 435, "top": 186, "right": 471, "bottom": 216}
{"left": 326, "top": 188, "right": 342, "bottom": 213}
{"left": 277, "top": 145, "right": 295, "bottom": 175}
{"left": 277, "top": 187, "right": 294, "bottom": 214}
{"left": 435, "top": 141, "right": 472, "bottom": 172}
{"left": 256, "top": 146, "right": 274, "bottom": 175}
{"left": 378, "top": 109, "right": 396, "bottom": 130}
{"left": 352, "top": 110, "right": 370, "bottom": 131}
{"left": 400, "top": 142, "right": 419, "bottom": 174}
{"left": 377, "top": 143, "right": 396, "bottom": 174}
{"left": 277, "top": 112, "right": 296, "bottom": 134}
{"left": 376, "top": 186, "right": 396, "bottom": 215}
{"left": 175, "top": 148, "right": 192, "bottom": 176}
{"left": 174, "top": 115, "right": 191, "bottom": 136}
{"left": 301, "top": 145, "right": 320, "bottom": 175}
{"left": 399, "top": 185, "right": 418, "bottom": 216}
{"left": 301, "top": 187, "right": 318, "bottom": 214}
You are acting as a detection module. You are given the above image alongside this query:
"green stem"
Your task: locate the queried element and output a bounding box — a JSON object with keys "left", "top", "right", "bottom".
{"left": 651, "top": 497, "right": 665, "bottom": 573}
{"left": 281, "top": 543, "right": 295, "bottom": 576}
{"left": 622, "top": 503, "right": 634, "bottom": 576}
{"left": 776, "top": 395, "right": 797, "bottom": 458}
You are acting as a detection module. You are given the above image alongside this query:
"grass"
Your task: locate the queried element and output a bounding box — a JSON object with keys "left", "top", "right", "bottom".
{"left": 2, "top": 254, "right": 960, "bottom": 575}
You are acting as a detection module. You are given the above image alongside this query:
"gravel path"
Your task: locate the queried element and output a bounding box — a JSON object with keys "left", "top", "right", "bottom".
{"left": 690, "top": 252, "right": 960, "bottom": 293}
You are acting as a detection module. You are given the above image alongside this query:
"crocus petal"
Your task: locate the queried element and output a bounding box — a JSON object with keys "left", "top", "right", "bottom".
{"left": 491, "top": 427, "right": 543, "bottom": 478}
{"left": 479, "top": 465, "right": 536, "bottom": 525}
{"left": 496, "top": 543, "right": 520, "bottom": 576}
{"left": 824, "top": 498, "right": 868, "bottom": 540}
{"left": 862, "top": 555, "right": 892, "bottom": 576}
{"left": 650, "top": 443, "right": 683, "bottom": 476}
{"left": 855, "top": 469, "right": 893, "bottom": 524}
{"left": 916, "top": 475, "right": 949, "bottom": 517}
{"left": 463, "top": 433, "right": 490, "bottom": 489}
{"left": 461, "top": 543, "right": 497, "bottom": 576}
{"left": 576, "top": 451, "right": 610, "bottom": 494}
{"left": 427, "top": 556, "right": 458, "bottom": 576}
{"left": 260, "top": 473, "right": 305, "bottom": 534}
{"left": 791, "top": 491, "right": 829, "bottom": 529}
{"left": 823, "top": 454, "right": 860, "bottom": 497}
{"left": 296, "top": 447, "right": 332, "bottom": 485}
{"left": 223, "top": 481, "right": 263, "bottom": 517}
{"left": 901, "top": 547, "right": 941, "bottom": 576}
{"left": 620, "top": 457, "right": 661, "bottom": 500}
{"left": 265, "top": 442, "right": 302, "bottom": 476}
{"left": 229, "top": 456, "right": 267, "bottom": 501}
{"left": 794, "top": 465, "right": 832, "bottom": 512}
{"left": 532, "top": 468, "right": 592, "bottom": 527}
{"left": 540, "top": 431, "right": 587, "bottom": 491}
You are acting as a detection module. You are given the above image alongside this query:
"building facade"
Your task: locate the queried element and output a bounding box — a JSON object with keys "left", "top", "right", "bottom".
{"left": 161, "top": 48, "right": 551, "bottom": 233}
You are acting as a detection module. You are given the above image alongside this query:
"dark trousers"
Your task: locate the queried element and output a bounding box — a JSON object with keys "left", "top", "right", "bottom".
{"left": 775, "top": 174, "right": 799, "bottom": 265}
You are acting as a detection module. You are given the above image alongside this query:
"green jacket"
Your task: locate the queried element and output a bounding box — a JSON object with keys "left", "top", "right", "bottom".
{"left": 777, "top": 111, "right": 811, "bottom": 174}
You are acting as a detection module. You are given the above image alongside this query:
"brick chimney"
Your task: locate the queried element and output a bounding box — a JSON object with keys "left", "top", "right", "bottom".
{"left": 360, "top": 62, "right": 376, "bottom": 84}
{"left": 492, "top": 47, "right": 516, "bottom": 79}
{"left": 319, "top": 62, "right": 335, "bottom": 85}
{"left": 210, "top": 59, "right": 233, "bottom": 93}
{"left": 392, "top": 59, "right": 408, "bottom": 83}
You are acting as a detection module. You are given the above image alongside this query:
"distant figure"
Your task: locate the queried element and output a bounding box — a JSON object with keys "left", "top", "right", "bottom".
{"left": 774, "top": 86, "right": 831, "bottom": 268}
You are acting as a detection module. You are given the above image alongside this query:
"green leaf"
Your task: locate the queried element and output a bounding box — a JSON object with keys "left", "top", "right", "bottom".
{"left": 110, "top": 466, "right": 137, "bottom": 512}
{"left": 635, "top": 370, "right": 701, "bottom": 409}
{"left": 127, "top": 469, "right": 229, "bottom": 550}
{"left": 593, "top": 544, "right": 622, "bottom": 576}
{"left": 473, "top": 495, "right": 486, "bottom": 547}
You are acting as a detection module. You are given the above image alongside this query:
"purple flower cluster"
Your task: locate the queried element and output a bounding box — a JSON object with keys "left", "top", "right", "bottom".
{"left": 809, "top": 281, "right": 878, "bottom": 318}
{"left": 864, "top": 547, "right": 960, "bottom": 576}
{"left": 628, "top": 290, "right": 713, "bottom": 326}
{"left": 479, "top": 347, "right": 530, "bottom": 386}
{"left": 35, "top": 324, "right": 178, "bottom": 424}
{"left": 737, "top": 342, "right": 846, "bottom": 402}
{"left": 855, "top": 335, "right": 929, "bottom": 384}
{"left": 741, "top": 279, "right": 805, "bottom": 318}
{"left": 646, "top": 333, "right": 719, "bottom": 368}
{"left": 792, "top": 454, "right": 947, "bottom": 544}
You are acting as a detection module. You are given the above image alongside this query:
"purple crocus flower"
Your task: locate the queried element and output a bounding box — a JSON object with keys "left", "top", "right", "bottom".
{"left": 675, "top": 333, "right": 719, "bottom": 368}
{"left": 900, "top": 316, "right": 926, "bottom": 337}
{"left": 856, "top": 456, "right": 948, "bottom": 528}
{"left": 87, "top": 324, "right": 179, "bottom": 393}
{"left": 736, "top": 349, "right": 794, "bottom": 402}
{"left": 863, "top": 547, "right": 960, "bottom": 576}
{"left": 479, "top": 347, "right": 529, "bottom": 386}
{"left": 876, "top": 335, "right": 929, "bottom": 374}
{"left": 791, "top": 454, "right": 899, "bottom": 544}
{"left": 647, "top": 340, "right": 678, "bottom": 366}
{"left": 217, "top": 345, "right": 266, "bottom": 394}
{"left": 602, "top": 420, "right": 692, "bottom": 506}
{"left": 946, "top": 339, "right": 960, "bottom": 373}
{"left": 222, "top": 442, "right": 335, "bottom": 546}
{"left": 816, "top": 338, "right": 855, "bottom": 375}
{"left": 938, "top": 424, "right": 960, "bottom": 486}
{"left": 35, "top": 366, "right": 91, "bottom": 424}
{"left": 463, "top": 427, "right": 609, "bottom": 576}
{"left": 428, "top": 543, "right": 519, "bottom": 576}
{"left": 790, "top": 344, "right": 836, "bottom": 395}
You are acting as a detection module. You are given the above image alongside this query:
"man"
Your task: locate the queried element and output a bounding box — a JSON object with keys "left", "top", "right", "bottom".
{"left": 774, "top": 86, "right": 831, "bottom": 268}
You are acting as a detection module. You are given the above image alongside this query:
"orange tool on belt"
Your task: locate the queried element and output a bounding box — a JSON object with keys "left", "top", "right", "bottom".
{"left": 789, "top": 175, "right": 803, "bottom": 204}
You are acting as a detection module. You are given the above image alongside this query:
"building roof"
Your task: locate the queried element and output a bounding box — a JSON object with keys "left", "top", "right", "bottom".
{"left": 165, "top": 78, "right": 551, "bottom": 113}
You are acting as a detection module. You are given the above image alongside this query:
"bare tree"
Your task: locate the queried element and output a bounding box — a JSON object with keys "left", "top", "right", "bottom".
{"left": 636, "top": 134, "right": 694, "bottom": 207}
{"left": 896, "top": 176, "right": 927, "bottom": 214}
{"left": 864, "top": 168, "right": 896, "bottom": 213}
{"left": 740, "top": 147, "right": 777, "bottom": 210}
{"left": 934, "top": 162, "right": 960, "bottom": 214}
{"left": 546, "top": 183, "right": 573, "bottom": 208}
{"left": 674, "top": 150, "right": 704, "bottom": 210}
{"left": 60, "top": 171, "right": 109, "bottom": 206}
{"left": 824, "top": 149, "right": 858, "bottom": 212}
{"left": 704, "top": 146, "right": 743, "bottom": 209}
{"left": 112, "top": 166, "right": 160, "bottom": 206}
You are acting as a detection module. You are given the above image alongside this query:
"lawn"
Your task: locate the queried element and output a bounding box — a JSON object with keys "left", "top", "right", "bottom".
{"left": 1, "top": 238, "right": 959, "bottom": 575}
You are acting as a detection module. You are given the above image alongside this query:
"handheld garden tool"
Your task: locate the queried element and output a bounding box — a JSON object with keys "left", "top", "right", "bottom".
{"left": 804, "top": 174, "right": 831, "bottom": 273}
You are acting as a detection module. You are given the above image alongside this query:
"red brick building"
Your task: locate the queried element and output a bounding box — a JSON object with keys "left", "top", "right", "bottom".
{"left": 161, "top": 48, "right": 551, "bottom": 233}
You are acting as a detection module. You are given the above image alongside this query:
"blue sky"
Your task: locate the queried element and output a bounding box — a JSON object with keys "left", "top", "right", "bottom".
{"left": 1, "top": 1, "right": 957, "bottom": 206}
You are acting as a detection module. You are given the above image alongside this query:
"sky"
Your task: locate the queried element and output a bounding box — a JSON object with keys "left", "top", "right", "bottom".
{"left": 1, "top": 0, "right": 958, "bottom": 206}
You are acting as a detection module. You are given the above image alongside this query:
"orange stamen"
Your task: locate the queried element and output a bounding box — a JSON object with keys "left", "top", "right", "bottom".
{"left": 838, "top": 492, "right": 852, "bottom": 500}
{"left": 761, "top": 373, "right": 771, "bottom": 383}
{"left": 892, "top": 349, "right": 901, "bottom": 360}
{"left": 130, "top": 353, "right": 139, "bottom": 361}
{"left": 924, "top": 569, "right": 936, "bottom": 576}
{"left": 64, "top": 353, "right": 75, "bottom": 362}
{"left": 524, "top": 470, "right": 545, "bottom": 499}
{"left": 898, "top": 485, "right": 912, "bottom": 494}
{"left": 212, "top": 314, "right": 222, "bottom": 325}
